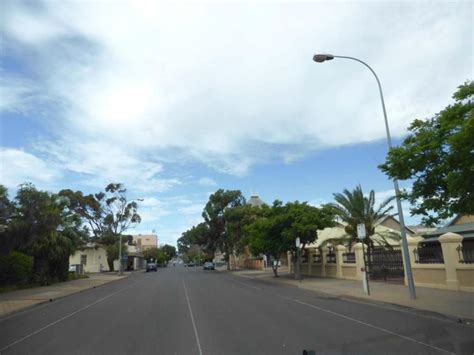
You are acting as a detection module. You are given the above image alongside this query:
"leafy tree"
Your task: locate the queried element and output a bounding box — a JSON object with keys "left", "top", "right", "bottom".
{"left": 245, "top": 201, "right": 335, "bottom": 277}
{"left": 143, "top": 247, "right": 159, "bottom": 263}
{"left": 202, "top": 189, "right": 245, "bottom": 260}
{"left": 178, "top": 223, "right": 209, "bottom": 254}
{"left": 0, "top": 185, "right": 14, "bottom": 234}
{"left": 224, "top": 203, "right": 265, "bottom": 269}
{"left": 60, "top": 183, "right": 140, "bottom": 271}
{"left": 379, "top": 81, "right": 474, "bottom": 225}
{"left": 0, "top": 251, "right": 33, "bottom": 286}
{"left": 185, "top": 244, "right": 206, "bottom": 264}
{"left": 2, "top": 184, "right": 88, "bottom": 284}
{"left": 161, "top": 244, "right": 177, "bottom": 260}
{"left": 326, "top": 185, "right": 399, "bottom": 251}
{"left": 143, "top": 247, "right": 170, "bottom": 266}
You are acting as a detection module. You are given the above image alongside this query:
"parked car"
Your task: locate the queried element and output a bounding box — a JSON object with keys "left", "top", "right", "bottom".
{"left": 203, "top": 262, "right": 215, "bottom": 270}
{"left": 146, "top": 263, "right": 157, "bottom": 272}
{"left": 186, "top": 261, "right": 195, "bottom": 267}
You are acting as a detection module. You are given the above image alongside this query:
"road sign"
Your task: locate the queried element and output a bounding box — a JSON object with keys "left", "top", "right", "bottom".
{"left": 357, "top": 223, "right": 366, "bottom": 240}
{"left": 122, "top": 255, "right": 128, "bottom": 261}
{"left": 295, "top": 237, "right": 301, "bottom": 248}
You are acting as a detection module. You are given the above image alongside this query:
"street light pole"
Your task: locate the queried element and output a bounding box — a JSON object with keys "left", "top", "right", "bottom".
{"left": 119, "top": 233, "right": 123, "bottom": 275}
{"left": 312, "top": 54, "right": 417, "bottom": 299}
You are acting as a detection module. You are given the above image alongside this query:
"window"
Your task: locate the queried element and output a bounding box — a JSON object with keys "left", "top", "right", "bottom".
{"left": 81, "top": 255, "right": 87, "bottom": 265}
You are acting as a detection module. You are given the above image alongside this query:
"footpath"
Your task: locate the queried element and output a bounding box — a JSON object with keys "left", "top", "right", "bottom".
{"left": 0, "top": 273, "right": 129, "bottom": 318}
{"left": 229, "top": 268, "right": 474, "bottom": 323}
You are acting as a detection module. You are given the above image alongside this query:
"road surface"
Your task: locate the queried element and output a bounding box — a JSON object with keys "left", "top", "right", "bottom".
{"left": 1, "top": 267, "right": 473, "bottom": 354}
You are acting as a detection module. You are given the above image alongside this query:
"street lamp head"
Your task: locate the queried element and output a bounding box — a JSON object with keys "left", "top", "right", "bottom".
{"left": 313, "top": 54, "right": 334, "bottom": 63}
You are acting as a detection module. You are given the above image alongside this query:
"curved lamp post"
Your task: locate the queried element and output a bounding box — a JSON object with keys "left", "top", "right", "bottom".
{"left": 313, "top": 54, "right": 416, "bottom": 299}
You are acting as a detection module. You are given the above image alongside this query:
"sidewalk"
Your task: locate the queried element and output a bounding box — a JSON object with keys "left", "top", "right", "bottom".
{"left": 0, "top": 273, "right": 129, "bottom": 318}
{"left": 232, "top": 268, "right": 474, "bottom": 322}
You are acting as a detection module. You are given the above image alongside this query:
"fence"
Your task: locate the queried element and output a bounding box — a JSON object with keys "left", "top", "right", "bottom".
{"left": 413, "top": 242, "right": 444, "bottom": 264}
{"left": 326, "top": 252, "right": 336, "bottom": 263}
{"left": 458, "top": 241, "right": 474, "bottom": 264}
{"left": 342, "top": 252, "right": 356, "bottom": 263}
{"left": 288, "top": 232, "right": 474, "bottom": 292}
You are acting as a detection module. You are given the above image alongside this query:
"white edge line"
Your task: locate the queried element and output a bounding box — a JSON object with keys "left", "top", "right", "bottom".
{"left": 289, "top": 298, "right": 453, "bottom": 355}
{"left": 228, "top": 275, "right": 453, "bottom": 355}
{"left": 236, "top": 273, "right": 472, "bottom": 327}
{"left": 182, "top": 280, "right": 203, "bottom": 355}
{"left": 0, "top": 281, "right": 138, "bottom": 353}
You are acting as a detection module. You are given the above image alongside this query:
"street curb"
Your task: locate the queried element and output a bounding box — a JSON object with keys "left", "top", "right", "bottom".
{"left": 0, "top": 273, "right": 131, "bottom": 321}
{"left": 233, "top": 272, "right": 474, "bottom": 326}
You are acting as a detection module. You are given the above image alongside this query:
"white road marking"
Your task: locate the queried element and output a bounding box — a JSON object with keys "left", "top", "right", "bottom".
{"left": 287, "top": 298, "right": 453, "bottom": 354}
{"left": 236, "top": 274, "right": 471, "bottom": 327}
{"left": 0, "top": 278, "right": 144, "bottom": 353}
{"left": 182, "top": 280, "right": 203, "bottom": 355}
{"left": 228, "top": 275, "right": 454, "bottom": 354}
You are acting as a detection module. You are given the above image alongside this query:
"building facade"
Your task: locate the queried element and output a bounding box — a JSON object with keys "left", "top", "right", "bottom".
{"left": 132, "top": 234, "right": 158, "bottom": 250}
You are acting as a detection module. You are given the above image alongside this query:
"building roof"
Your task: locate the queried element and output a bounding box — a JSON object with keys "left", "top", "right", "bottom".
{"left": 305, "top": 222, "right": 404, "bottom": 249}
{"left": 376, "top": 215, "right": 416, "bottom": 235}
{"left": 408, "top": 225, "right": 437, "bottom": 234}
{"left": 248, "top": 195, "right": 265, "bottom": 207}
{"left": 423, "top": 222, "right": 474, "bottom": 242}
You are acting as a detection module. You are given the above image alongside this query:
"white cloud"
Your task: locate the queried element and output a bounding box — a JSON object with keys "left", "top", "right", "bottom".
{"left": 2, "top": 1, "right": 471, "bottom": 177}
{"left": 308, "top": 198, "right": 327, "bottom": 208}
{"left": 198, "top": 177, "right": 217, "bottom": 187}
{"left": 178, "top": 203, "right": 205, "bottom": 215}
{"left": 35, "top": 140, "right": 180, "bottom": 193}
{"left": 0, "top": 148, "right": 61, "bottom": 188}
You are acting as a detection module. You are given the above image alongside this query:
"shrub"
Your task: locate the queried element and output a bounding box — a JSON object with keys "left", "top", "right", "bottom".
{"left": 0, "top": 251, "right": 33, "bottom": 286}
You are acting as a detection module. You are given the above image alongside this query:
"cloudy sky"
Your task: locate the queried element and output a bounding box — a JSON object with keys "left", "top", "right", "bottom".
{"left": 1, "top": 0, "right": 472, "bottom": 246}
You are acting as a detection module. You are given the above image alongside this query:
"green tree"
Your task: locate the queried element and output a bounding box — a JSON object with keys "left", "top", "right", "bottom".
{"left": 143, "top": 247, "right": 160, "bottom": 263}
{"left": 161, "top": 244, "right": 177, "bottom": 260}
{"left": 224, "top": 203, "right": 263, "bottom": 269}
{"left": 3, "top": 184, "right": 88, "bottom": 284}
{"left": 327, "top": 185, "right": 399, "bottom": 251}
{"left": 178, "top": 222, "right": 209, "bottom": 254}
{"left": 245, "top": 201, "right": 335, "bottom": 277}
{"left": 202, "top": 189, "right": 245, "bottom": 260}
{"left": 60, "top": 183, "right": 140, "bottom": 271}
{"left": 0, "top": 185, "right": 14, "bottom": 235}
{"left": 379, "top": 81, "right": 474, "bottom": 225}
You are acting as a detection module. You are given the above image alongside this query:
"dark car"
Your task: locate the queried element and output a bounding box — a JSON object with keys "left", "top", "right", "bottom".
{"left": 146, "top": 263, "right": 157, "bottom": 272}
{"left": 203, "top": 262, "right": 215, "bottom": 270}
{"left": 187, "top": 262, "right": 195, "bottom": 267}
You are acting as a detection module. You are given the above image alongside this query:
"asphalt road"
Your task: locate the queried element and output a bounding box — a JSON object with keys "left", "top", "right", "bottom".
{"left": 1, "top": 267, "right": 473, "bottom": 355}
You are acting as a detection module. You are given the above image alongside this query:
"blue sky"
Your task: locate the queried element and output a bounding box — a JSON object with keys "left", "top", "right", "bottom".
{"left": 0, "top": 1, "right": 472, "bottom": 246}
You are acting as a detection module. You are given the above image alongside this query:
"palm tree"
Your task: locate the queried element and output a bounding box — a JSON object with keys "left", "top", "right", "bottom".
{"left": 322, "top": 185, "right": 400, "bottom": 251}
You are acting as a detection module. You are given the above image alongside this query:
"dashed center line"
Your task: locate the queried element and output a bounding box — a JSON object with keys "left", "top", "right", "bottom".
{"left": 182, "top": 280, "right": 203, "bottom": 355}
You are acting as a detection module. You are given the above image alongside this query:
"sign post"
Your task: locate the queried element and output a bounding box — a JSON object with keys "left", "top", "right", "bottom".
{"left": 357, "top": 223, "right": 370, "bottom": 295}
{"left": 295, "top": 237, "right": 301, "bottom": 280}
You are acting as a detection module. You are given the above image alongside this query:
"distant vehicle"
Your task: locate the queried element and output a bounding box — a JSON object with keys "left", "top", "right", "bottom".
{"left": 186, "top": 262, "right": 195, "bottom": 267}
{"left": 203, "top": 262, "right": 215, "bottom": 270}
{"left": 146, "top": 263, "right": 157, "bottom": 272}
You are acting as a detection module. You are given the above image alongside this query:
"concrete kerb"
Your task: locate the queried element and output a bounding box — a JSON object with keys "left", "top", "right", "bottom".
{"left": 0, "top": 273, "right": 131, "bottom": 320}
{"left": 230, "top": 270, "right": 474, "bottom": 326}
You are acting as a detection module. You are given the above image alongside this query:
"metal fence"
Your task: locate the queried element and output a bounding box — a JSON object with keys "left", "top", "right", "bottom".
{"left": 457, "top": 241, "right": 474, "bottom": 264}
{"left": 313, "top": 254, "right": 322, "bottom": 263}
{"left": 342, "top": 252, "right": 356, "bottom": 263}
{"left": 326, "top": 253, "right": 336, "bottom": 263}
{"left": 368, "top": 247, "right": 404, "bottom": 282}
{"left": 413, "top": 242, "right": 444, "bottom": 264}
